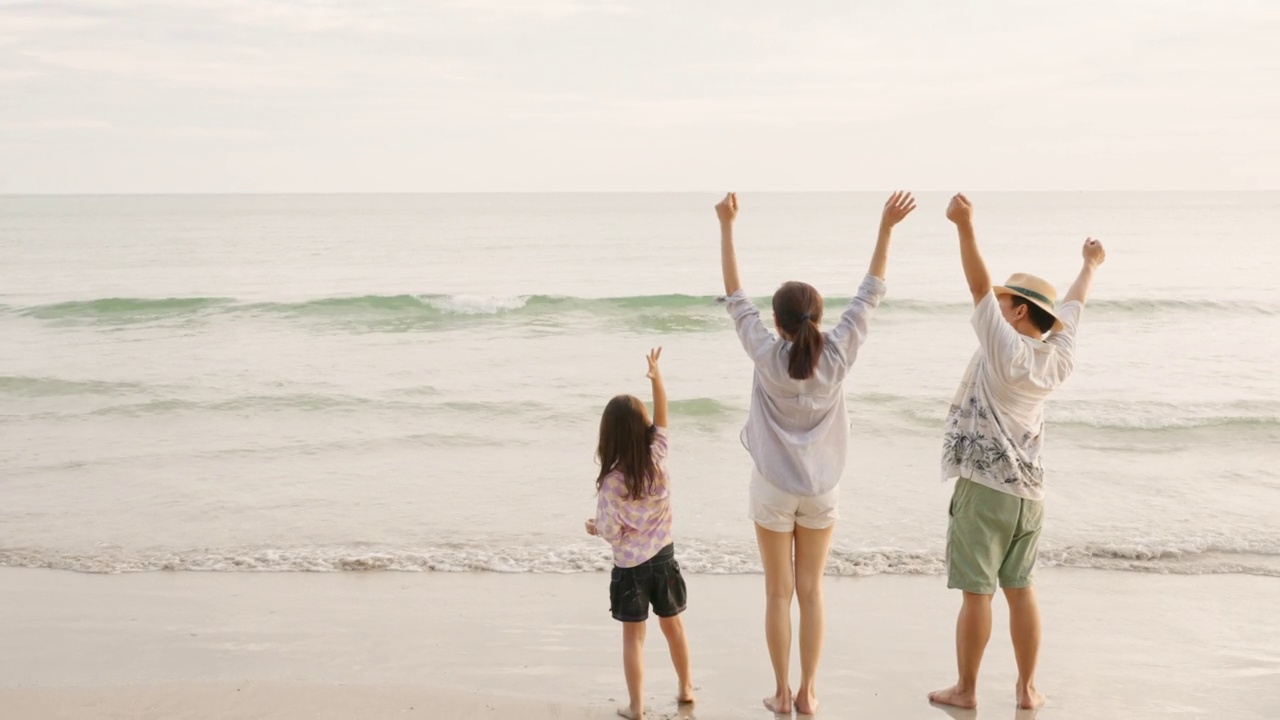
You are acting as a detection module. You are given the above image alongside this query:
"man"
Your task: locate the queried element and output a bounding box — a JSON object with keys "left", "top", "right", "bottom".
{"left": 929, "top": 193, "right": 1106, "bottom": 711}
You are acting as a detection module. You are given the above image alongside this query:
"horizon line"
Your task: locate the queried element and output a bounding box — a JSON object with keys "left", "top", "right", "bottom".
{"left": 3, "top": 189, "right": 1278, "bottom": 197}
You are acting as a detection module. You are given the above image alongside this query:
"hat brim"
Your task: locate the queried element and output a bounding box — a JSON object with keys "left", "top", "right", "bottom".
{"left": 993, "top": 286, "right": 1064, "bottom": 332}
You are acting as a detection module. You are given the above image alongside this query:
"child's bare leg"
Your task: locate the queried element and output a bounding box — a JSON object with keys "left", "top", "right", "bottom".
{"left": 620, "top": 621, "right": 646, "bottom": 719}
{"left": 658, "top": 614, "right": 695, "bottom": 702}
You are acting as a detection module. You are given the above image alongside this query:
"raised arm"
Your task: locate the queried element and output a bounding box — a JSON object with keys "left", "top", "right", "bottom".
{"left": 645, "top": 347, "right": 667, "bottom": 428}
{"left": 868, "top": 191, "right": 916, "bottom": 280}
{"left": 716, "top": 193, "right": 742, "bottom": 296}
{"left": 946, "top": 193, "right": 992, "bottom": 305}
{"left": 1062, "top": 238, "right": 1106, "bottom": 306}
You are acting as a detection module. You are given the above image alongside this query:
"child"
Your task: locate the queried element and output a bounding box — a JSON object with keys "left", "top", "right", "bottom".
{"left": 717, "top": 191, "right": 916, "bottom": 715}
{"left": 928, "top": 193, "right": 1106, "bottom": 711}
{"left": 585, "top": 347, "right": 693, "bottom": 720}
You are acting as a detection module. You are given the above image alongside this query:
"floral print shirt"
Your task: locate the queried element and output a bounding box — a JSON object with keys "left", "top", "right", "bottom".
{"left": 942, "top": 291, "right": 1084, "bottom": 501}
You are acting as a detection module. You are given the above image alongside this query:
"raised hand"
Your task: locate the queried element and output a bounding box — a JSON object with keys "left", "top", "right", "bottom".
{"left": 881, "top": 191, "right": 917, "bottom": 227}
{"left": 646, "top": 346, "right": 668, "bottom": 427}
{"left": 715, "top": 192, "right": 739, "bottom": 225}
{"left": 645, "top": 347, "right": 663, "bottom": 380}
{"left": 949, "top": 193, "right": 989, "bottom": 303}
{"left": 1083, "top": 237, "right": 1106, "bottom": 267}
{"left": 946, "top": 193, "right": 973, "bottom": 226}
{"left": 1064, "top": 238, "right": 1105, "bottom": 305}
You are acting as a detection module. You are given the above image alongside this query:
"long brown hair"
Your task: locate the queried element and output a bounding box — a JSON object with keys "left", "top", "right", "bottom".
{"left": 772, "top": 281, "right": 825, "bottom": 380}
{"left": 596, "top": 394, "right": 659, "bottom": 500}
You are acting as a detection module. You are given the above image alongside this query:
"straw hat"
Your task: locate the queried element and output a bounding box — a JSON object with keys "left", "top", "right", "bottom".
{"left": 992, "top": 273, "right": 1063, "bottom": 332}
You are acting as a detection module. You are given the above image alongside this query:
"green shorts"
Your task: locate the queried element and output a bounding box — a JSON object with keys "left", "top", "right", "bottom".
{"left": 946, "top": 478, "right": 1044, "bottom": 595}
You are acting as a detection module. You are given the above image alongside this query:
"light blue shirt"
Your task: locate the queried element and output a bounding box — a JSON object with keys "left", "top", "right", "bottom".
{"left": 725, "top": 274, "right": 887, "bottom": 496}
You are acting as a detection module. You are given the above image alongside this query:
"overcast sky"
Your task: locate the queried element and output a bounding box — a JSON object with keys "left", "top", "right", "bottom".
{"left": 1, "top": 0, "right": 1277, "bottom": 192}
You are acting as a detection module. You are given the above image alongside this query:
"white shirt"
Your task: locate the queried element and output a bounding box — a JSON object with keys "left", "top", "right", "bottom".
{"left": 941, "top": 291, "right": 1084, "bottom": 501}
{"left": 726, "top": 274, "right": 887, "bottom": 496}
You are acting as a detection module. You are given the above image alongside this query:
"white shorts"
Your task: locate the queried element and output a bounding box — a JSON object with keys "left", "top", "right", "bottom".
{"left": 748, "top": 467, "right": 840, "bottom": 532}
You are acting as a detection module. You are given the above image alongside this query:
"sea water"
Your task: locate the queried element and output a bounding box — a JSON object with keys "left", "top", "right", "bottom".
{"left": 1, "top": 193, "right": 1276, "bottom": 576}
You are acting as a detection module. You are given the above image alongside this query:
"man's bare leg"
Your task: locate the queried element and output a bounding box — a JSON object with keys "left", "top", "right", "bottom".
{"left": 929, "top": 591, "right": 993, "bottom": 709}
{"left": 1005, "top": 586, "right": 1046, "bottom": 709}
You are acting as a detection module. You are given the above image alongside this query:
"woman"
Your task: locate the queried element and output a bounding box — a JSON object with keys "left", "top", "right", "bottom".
{"left": 716, "top": 190, "right": 915, "bottom": 714}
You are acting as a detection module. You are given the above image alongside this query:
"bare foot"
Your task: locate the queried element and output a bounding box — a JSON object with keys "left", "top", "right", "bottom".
{"left": 795, "top": 693, "right": 820, "bottom": 716}
{"left": 1017, "top": 685, "right": 1046, "bottom": 709}
{"left": 928, "top": 684, "right": 978, "bottom": 710}
{"left": 677, "top": 683, "right": 696, "bottom": 704}
{"left": 763, "top": 692, "right": 791, "bottom": 714}
{"left": 617, "top": 705, "right": 643, "bottom": 719}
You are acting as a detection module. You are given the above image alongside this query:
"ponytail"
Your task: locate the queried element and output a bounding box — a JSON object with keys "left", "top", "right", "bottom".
{"left": 787, "top": 317, "right": 823, "bottom": 380}
{"left": 772, "top": 281, "right": 825, "bottom": 380}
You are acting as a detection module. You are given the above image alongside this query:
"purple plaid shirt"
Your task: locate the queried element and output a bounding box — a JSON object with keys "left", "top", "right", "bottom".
{"left": 595, "top": 427, "right": 672, "bottom": 568}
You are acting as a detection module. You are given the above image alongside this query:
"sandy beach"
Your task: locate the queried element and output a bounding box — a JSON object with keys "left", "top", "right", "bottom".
{"left": 1, "top": 567, "right": 1275, "bottom": 719}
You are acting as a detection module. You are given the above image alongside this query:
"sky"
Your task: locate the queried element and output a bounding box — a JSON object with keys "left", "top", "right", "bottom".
{"left": 1, "top": 0, "right": 1277, "bottom": 193}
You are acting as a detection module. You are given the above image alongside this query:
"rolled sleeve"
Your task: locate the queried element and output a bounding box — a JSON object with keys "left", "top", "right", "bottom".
{"left": 972, "top": 291, "right": 1025, "bottom": 371}
{"left": 651, "top": 426, "right": 669, "bottom": 464}
{"left": 1051, "top": 300, "right": 1084, "bottom": 340}
{"left": 827, "top": 273, "right": 887, "bottom": 361}
{"left": 1045, "top": 300, "right": 1084, "bottom": 376}
{"left": 725, "top": 290, "right": 776, "bottom": 360}
{"left": 594, "top": 487, "right": 626, "bottom": 546}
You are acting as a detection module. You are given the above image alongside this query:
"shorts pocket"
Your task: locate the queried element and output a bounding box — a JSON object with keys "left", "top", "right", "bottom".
{"left": 609, "top": 567, "right": 623, "bottom": 610}
{"left": 1020, "top": 499, "right": 1045, "bottom": 534}
{"left": 949, "top": 481, "right": 966, "bottom": 518}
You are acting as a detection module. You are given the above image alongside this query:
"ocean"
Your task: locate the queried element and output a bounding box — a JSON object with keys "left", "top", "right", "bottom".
{"left": 1, "top": 192, "right": 1277, "bottom": 577}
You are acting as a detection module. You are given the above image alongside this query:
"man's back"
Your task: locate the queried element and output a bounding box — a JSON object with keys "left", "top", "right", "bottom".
{"left": 943, "top": 291, "right": 1084, "bottom": 500}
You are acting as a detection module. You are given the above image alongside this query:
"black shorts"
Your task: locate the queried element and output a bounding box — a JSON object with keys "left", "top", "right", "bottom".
{"left": 609, "top": 543, "right": 687, "bottom": 622}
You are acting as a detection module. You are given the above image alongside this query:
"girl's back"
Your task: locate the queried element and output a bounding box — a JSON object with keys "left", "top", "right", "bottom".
{"left": 595, "top": 426, "right": 672, "bottom": 568}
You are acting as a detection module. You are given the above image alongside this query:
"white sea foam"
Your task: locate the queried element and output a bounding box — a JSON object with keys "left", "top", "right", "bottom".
{"left": 3, "top": 540, "right": 1276, "bottom": 577}
{"left": 421, "top": 294, "right": 529, "bottom": 315}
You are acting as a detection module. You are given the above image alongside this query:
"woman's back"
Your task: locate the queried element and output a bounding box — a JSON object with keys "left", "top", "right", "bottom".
{"left": 725, "top": 273, "right": 887, "bottom": 496}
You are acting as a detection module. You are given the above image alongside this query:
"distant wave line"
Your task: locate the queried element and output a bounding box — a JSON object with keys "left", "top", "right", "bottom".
{"left": 3, "top": 379, "right": 1275, "bottom": 433}
{"left": 6, "top": 294, "right": 1276, "bottom": 325}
